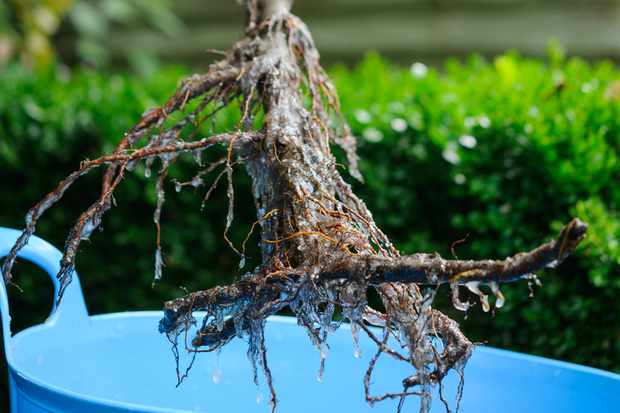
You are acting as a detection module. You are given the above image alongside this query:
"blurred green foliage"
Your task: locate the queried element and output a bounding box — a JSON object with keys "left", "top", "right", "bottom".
{"left": 334, "top": 52, "right": 620, "bottom": 371}
{"left": 1, "top": 52, "right": 619, "bottom": 402}
{"left": 0, "top": 0, "right": 181, "bottom": 72}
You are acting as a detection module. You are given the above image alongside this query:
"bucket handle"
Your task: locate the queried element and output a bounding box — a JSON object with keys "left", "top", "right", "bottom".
{"left": 0, "top": 227, "right": 89, "bottom": 346}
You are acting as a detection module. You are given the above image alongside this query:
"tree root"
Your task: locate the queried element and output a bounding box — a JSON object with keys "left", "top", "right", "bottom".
{"left": 2, "top": 1, "right": 589, "bottom": 412}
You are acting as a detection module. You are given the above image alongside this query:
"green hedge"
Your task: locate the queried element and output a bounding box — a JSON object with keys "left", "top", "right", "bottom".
{"left": 336, "top": 53, "right": 620, "bottom": 371}
{"left": 1, "top": 53, "right": 619, "bottom": 384}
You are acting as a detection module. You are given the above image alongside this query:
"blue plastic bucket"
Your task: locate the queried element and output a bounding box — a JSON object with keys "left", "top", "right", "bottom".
{"left": 1, "top": 226, "right": 619, "bottom": 412}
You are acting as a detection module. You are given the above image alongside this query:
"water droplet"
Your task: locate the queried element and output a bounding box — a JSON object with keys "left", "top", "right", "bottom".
{"left": 193, "top": 150, "right": 203, "bottom": 166}
{"left": 214, "top": 310, "right": 225, "bottom": 332}
{"left": 144, "top": 167, "right": 151, "bottom": 178}
{"left": 466, "top": 281, "right": 479, "bottom": 293}
{"left": 319, "top": 342, "right": 329, "bottom": 360}
{"left": 211, "top": 367, "right": 222, "bottom": 384}
{"left": 175, "top": 182, "right": 182, "bottom": 192}
{"left": 80, "top": 218, "right": 98, "bottom": 240}
{"left": 191, "top": 176, "right": 203, "bottom": 188}
{"left": 211, "top": 351, "right": 222, "bottom": 384}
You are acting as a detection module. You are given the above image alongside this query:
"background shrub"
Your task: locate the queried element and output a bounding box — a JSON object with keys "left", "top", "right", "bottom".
{"left": 1, "top": 53, "right": 619, "bottom": 407}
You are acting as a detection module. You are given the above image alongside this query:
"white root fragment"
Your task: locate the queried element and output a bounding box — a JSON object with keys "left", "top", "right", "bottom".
{"left": 351, "top": 322, "right": 362, "bottom": 358}
{"left": 451, "top": 283, "right": 471, "bottom": 312}
{"left": 490, "top": 282, "right": 506, "bottom": 309}
{"left": 466, "top": 281, "right": 490, "bottom": 312}
{"left": 154, "top": 247, "right": 164, "bottom": 281}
